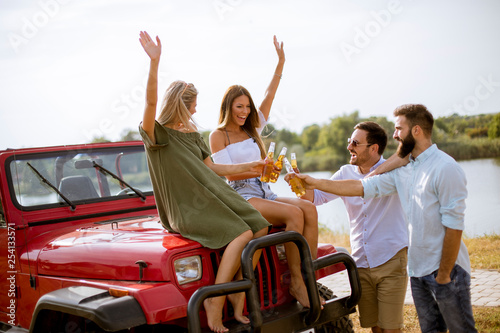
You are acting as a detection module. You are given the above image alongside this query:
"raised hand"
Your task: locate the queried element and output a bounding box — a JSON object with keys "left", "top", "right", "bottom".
{"left": 139, "top": 31, "right": 161, "bottom": 60}
{"left": 273, "top": 35, "right": 285, "bottom": 63}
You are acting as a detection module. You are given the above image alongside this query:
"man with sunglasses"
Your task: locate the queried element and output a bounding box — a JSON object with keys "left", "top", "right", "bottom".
{"left": 300, "top": 121, "right": 408, "bottom": 333}
{"left": 291, "top": 105, "right": 476, "bottom": 332}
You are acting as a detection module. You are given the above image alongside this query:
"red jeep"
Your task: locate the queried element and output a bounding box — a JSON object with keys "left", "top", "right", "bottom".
{"left": 0, "top": 141, "right": 360, "bottom": 333}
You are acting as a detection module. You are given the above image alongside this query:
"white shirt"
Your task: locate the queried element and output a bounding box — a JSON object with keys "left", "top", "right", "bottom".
{"left": 362, "top": 144, "right": 471, "bottom": 277}
{"left": 314, "top": 157, "right": 408, "bottom": 268}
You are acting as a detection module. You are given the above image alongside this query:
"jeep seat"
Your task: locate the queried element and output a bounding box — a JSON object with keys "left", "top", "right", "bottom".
{"left": 59, "top": 175, "right": 99, "bottom": 201}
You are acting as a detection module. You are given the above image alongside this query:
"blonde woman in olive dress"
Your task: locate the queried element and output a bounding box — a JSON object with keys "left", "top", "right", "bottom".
{"left": 138, "top": 31, "right": 270, "bottom": 333}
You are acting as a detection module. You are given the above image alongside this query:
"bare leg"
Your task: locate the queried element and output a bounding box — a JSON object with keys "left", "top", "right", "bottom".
{"left": 204, "top": 230, "right": 253, "bottom": 332}
{"left": 248, "top": 198, "right": 310, "bottom": 307}
{"left": 228, "top": 227, "right": 268, "bottom": 324}
{"left": 276, "top": 197, "right": 318, "bottom": 259}
{"left": 277, "top": 198, "right": 322, "bottom": 306}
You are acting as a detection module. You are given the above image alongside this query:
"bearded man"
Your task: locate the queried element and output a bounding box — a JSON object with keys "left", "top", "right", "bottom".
{"left": 289, "top": 104, "right": 476, "bottom": 332}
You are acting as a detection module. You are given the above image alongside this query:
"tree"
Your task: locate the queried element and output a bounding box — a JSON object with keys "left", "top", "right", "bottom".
{"left": 301, "top": 124, "right": 320, "bottom": 151}
{"left": 274, "top": 129, "right": 300, "bottom": 147}
{"left": 91, "top": 136, "right": 110, "bottom": 143}
{"left": 488, "top": 113, "right": 500, "bottom": 139}
{"left": 316, "top": 112, "right": 360, "bottom": 158}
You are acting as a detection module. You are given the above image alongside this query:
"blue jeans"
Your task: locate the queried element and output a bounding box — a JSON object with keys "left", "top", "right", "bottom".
{"left": 410, "top": 264, "right": 476, "bottom": 333}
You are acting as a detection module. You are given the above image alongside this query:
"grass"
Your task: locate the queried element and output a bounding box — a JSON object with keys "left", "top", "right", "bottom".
{"left": 349, "top": 305, "right": 500, "bottom": 332}
{"left": 463, "top": 234, "right": 500, "bottom": 270}
{"left": 318, "top": 227, "right": 500, "bottom": 332}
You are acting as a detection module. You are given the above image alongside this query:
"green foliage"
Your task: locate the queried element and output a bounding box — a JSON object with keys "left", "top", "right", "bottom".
{"left": 438, "top": 137, "right": 500, "bottom": 160}
{"left": 488, "top": 113, "right": 500, "bottom": 139}
{"left": 301, "top": 124, "right": 320, "bottom": 150}
{"left": 436, "top": 113, "right": 495, "bottom": 139}
{"left": 261, "top": 111, "right": 500, "bottom": 171}
{"left": 90, "top": 136, "right": 111, "bottom": 143}
{"left": 89, "top": 112, "right": 499, "bottom": 171}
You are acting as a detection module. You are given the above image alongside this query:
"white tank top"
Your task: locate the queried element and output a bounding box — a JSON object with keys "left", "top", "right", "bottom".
{"left": 212, "top": 111, "right": 267, "bottom": 164}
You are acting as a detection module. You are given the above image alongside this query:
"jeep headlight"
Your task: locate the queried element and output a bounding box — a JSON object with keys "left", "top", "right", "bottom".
{"left": 174, "top": 256, "right": 202, "bottom": 285}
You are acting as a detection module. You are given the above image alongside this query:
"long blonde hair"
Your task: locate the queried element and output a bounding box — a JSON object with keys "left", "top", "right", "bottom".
{"left": 158, "top": 80, "right": 198, "bottom": 131}
{"left": 217, "top": 85, "right": 266, "bottom": 159}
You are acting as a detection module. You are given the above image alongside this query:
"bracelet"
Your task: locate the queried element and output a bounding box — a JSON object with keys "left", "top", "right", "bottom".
{"left": 274, "top": 73, "right": 282, "bottom": 79}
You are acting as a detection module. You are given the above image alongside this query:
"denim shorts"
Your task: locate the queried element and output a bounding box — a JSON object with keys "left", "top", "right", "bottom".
{"left": 410, "top": 264, "right": 477, "bottom": 332}
{"left": 228, "top": 178, "right": 278, "bottom": 201}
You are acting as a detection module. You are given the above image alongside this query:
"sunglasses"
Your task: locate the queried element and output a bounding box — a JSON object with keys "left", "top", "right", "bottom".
{"left": 347, "top": 138, "right": 373, "bottom": 147}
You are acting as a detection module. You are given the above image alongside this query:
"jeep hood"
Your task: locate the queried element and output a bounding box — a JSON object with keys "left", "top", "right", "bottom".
{"left": 37, "top": 217, "right": 202, "bottom": 281}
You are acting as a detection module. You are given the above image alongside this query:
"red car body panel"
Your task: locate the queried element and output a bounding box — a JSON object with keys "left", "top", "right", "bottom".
{"left": 0, "top": 141, "right": 348, "bottom": 332}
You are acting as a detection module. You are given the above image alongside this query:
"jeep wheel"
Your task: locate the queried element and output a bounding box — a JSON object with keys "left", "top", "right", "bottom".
{"left": 316, "top": 315, "right": 354, "bottom": 333}
{"left": 315, "top": 282, "right": 355, "bottom": 333}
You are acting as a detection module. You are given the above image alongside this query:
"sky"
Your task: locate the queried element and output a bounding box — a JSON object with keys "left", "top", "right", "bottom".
{"left": 1, "top": 0, "right": 500, "bottom": 149}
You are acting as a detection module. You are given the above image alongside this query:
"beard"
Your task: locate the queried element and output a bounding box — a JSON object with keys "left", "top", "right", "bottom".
{"left": 396, "top": 132, "right": 416, "bottom": 158}
{"left": 349, "top": 150, "right": 366, "bottom": 166}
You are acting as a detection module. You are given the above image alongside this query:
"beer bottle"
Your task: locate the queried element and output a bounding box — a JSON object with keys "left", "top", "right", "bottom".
{"left": 290, "top": 152, "right": 300, "bottom": 173}
{"left": 260, "top": 142, "right": 275, "bottom": 183}
{"left": 284, "top": 157, "right": 306, "bottom": 197}
{"left": 270, "top": 147, "right": 287, "bottom": 183}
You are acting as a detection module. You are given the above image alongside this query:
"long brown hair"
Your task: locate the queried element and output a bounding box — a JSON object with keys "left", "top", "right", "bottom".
{"left": 217, "top": 85, "right": 266, "bottom": 158}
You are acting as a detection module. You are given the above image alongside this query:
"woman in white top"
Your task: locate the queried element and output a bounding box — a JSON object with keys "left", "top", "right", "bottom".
{"left": 209, "top": 36, "right": 319, "bottom": 309}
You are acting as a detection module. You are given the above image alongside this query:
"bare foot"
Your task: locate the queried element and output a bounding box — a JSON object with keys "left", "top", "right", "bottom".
{"left": 289, "top": 279, "right": 310, "bottom": 308}
{"left": 320, "top": 296, "right": 326, "bottom": 309}
{"left": 203, "top": 297, "right": 229, "bottom": 332}
{"left": 227, "top": 292, "right": 250, "bottom": 324}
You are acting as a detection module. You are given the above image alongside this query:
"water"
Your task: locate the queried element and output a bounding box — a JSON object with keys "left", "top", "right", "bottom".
{"left": 269, "top": 158, "right": 500, "bottom": 238}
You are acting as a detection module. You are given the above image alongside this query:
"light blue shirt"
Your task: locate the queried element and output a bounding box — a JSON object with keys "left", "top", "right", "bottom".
{"left": 362, "top": 144, "right": 471, "bottom": 277}
{"left": 314, "top": 157, "right": 408, "bottom": 269}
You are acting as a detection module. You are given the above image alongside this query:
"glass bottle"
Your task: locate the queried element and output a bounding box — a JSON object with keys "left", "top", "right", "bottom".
{"left": 270, "top": 147, "right": 287, "bottom": 183}
{"left": 284, "top": 157, "right": 306, "bottom": 197}
{"left": 260, "top": 142, "right": 275, "bottom": 183}
{"left": 290, "top": 152, "right": 300, "bottom": 173}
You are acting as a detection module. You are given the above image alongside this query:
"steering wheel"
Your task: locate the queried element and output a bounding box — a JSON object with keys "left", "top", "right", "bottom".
{"left": 116, "top": 188, "right": 134, "bottom": 196}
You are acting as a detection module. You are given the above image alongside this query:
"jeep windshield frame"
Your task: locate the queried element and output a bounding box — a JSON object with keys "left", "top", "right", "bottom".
{"left": 5, "top": 145, "right": 153, "bottom": 211}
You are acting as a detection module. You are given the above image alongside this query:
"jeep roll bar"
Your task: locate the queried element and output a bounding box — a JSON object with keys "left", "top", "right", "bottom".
{"left": 187, "top": 231, "right": 361, "bottom": 333}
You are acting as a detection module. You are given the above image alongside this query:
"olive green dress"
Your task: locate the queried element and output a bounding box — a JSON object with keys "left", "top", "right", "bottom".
{"left": 139, "top": 121, "right": 270, "bottom": 249}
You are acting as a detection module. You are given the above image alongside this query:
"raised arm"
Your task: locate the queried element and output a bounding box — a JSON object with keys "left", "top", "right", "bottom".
{"left": 259, "top": 35, "right": 285, "bottom": 120}
{"left": 139, "top": 31, "right": 162, "bottom": 143}
{"left": 367, "top": 152, "right": 409, "bottom": 177}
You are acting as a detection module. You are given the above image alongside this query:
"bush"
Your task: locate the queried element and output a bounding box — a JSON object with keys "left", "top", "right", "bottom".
{"left": 437, "top": 138, "right": 500, "bottom": 160}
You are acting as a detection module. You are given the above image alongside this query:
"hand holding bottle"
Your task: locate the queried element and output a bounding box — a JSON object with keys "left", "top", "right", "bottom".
{"left": 270, "top": 147, "right": 287, "bottom": 183}
{"left": 283, "top": 158, "right": 306, "bottom": 197}
{"left": 260, "top": 142, "right": 276, "bottom": 182}
{"left": 284, "top": 172, "right": 317, "bottom": 191}
{"left": 247, "top": 160, "right": 266, "bottom": 175}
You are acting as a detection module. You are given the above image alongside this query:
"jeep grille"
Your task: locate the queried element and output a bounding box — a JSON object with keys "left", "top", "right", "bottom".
{"left": 210, "top": 246, "right": 280, "bottom": 317}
